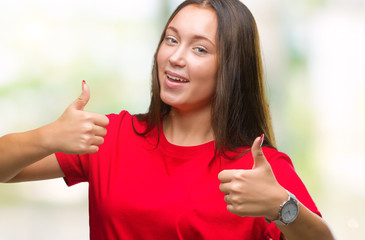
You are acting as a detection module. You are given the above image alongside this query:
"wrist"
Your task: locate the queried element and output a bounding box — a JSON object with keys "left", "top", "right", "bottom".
{"left": 266, "top": 187, "right": 289, "bottom": 221}
{"left": 36, "top": 123, "right": 58, "bottom": 154}
{"left": 265, "top": 189, "right": 299, "bottom": 226}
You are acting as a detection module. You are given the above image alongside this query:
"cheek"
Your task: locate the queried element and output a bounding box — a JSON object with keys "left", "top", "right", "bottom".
{"left": 156, "top": 45, "right": 168, "bottom": 68}
{"left": 194, "top": 61, "right": 218, "bottom": 88}
{"left": 157, "top": 48, "right": 170, "bottom": 80}
{"left": 156, "top": 51, "right": 164, "bottom": 83}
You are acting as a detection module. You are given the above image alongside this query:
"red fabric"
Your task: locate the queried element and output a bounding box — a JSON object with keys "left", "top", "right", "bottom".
{"left": 56, "top": 111, "right": 321, "bottom": 240}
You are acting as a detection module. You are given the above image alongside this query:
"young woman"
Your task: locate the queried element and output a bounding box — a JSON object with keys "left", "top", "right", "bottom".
{"left": 0, "top": 0, "right": 335, "bottom": 239}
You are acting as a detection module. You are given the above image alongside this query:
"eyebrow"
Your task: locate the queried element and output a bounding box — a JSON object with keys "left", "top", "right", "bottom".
{"left": 166, "top": 26, "right": 216, "bottom": 48}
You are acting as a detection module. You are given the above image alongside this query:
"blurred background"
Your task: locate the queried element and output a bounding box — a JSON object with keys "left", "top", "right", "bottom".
{"left": 0, "top": 0, "right": 364, "bottom": 239}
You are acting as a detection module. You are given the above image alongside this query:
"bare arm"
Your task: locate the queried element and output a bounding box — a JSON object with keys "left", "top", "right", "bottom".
{"left": 6, "top": 154, "right": 64, "bottom": 183}
{"left": 0, "top": 81, "right": 109, "bottom": 183}
{"left": 278, "top": 203, "right": 335, "bottom": 240}
{"left": 0, "top": 128, "right": 63, "bottom": 183}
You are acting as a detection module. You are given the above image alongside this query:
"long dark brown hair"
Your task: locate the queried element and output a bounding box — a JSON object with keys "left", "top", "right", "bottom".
{"left": 134, "top": 0, "right": 276, "bottom": 154}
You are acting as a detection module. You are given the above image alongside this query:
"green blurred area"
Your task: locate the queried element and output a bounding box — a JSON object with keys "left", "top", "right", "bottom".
{"left": 1, "top": 0, "right": 364, "bottom": 239}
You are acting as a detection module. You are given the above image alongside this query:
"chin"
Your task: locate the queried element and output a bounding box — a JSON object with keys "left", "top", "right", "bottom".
{"left": 160, "top": 98, "right": 179, "bottom": 109}
{"left": 160, "top": 91, "right": 180, "bottom": 105}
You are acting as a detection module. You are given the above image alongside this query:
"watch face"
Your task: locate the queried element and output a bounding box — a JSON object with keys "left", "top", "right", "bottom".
{"left": 282, "top": 201, "right": 299, "bottom": 223}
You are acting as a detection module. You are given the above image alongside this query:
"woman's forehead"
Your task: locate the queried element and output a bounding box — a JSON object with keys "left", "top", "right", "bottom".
{"left": 167, "top": 4, "right": 217, "bottom": 42}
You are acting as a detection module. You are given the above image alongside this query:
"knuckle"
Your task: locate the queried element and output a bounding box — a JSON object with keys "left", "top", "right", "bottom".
{"left": 84, "top": 112, "right": 92, "bottom": 120}
{"left": 236, "top": 206, "right": 246, "bottom": 216}
{"left": 230, "top": 182, "right": 242, "bottom": 193}
{"left": 230, "top": 195, "right": 238, "bottom": 204}
{"left": 79, "top": 136, "right": 92, "bottom": 149}
{"left": 82, "top": 124, "right": 94, "bottom": 133}
{"left": 233, "top": 171, "right": 245, "bottom": 181}
{"left": 81, "top": 113, "right": 92, "bottom": 122}
{"left": 77, "top": 144, "right": 87, "bottom": 154}
{"left": 80, "top": 134, "right": 89, "bottom": 142}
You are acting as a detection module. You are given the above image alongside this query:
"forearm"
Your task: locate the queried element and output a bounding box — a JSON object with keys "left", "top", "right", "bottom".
{"left": 0, "top": 82, "right": 108, "bottom": 183}
{"left": 278, "top": 203, "right": 335, "bottom": 240}
{"left": 0, "top": 126, "right": 53, "bottom": 182}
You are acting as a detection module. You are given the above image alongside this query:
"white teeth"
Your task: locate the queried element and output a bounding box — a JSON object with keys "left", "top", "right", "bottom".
{"left": 166, "top": 73, "right": 188, "bottom": 82}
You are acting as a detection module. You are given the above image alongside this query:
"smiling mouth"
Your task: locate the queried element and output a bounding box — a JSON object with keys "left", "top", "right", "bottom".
{"left": 166, "top": 73, "right": 189, "bottom": 82}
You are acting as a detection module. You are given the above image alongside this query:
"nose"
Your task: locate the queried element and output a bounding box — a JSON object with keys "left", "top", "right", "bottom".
{"left": 169, "top": 45, "right": 186, "bottom": 67}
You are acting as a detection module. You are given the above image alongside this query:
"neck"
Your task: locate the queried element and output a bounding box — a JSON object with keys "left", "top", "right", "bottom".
{"left": 163, "top": 105, "right": 214, "bottom": 146}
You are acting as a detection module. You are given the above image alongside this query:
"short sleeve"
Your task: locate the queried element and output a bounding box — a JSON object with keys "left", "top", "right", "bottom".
{"left": 55, "top": 152, "right": 90, "bottom": 186}
{"left": 264, "top": 148, "right": 322, "bottom": 217}
{"left": 55, "top": 110, "right": 130, "bottom": 187}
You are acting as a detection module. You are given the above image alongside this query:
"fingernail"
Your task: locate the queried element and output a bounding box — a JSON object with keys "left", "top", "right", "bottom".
{"left": 82, "top": 80, "right": 86, "bottom": 86}
{"left": 260, "top": 134, "right": 264, "bottom": 147}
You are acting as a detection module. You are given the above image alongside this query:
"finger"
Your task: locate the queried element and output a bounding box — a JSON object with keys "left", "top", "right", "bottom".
{"left": 218, "top": 169, "right": 238, "bottom": 183}
{"left": 93, "top": 125, "right": 107, "bottom": 137}
{"left": 91, "top": 113, "right": 110, "bottom": 127}
{"left": 78, "top": 144, "right": 100, "bottom": 155}
{"left": 91, "top": 136, "right": 105, "bottom": 146}
{"left": 71, "top": 80, "right": 90, "bottom": 111}
{"left": 87, "top": 145, "right": 99, "bottom": 154}
{"left": 219, "top": 182, "right": 231, "bottom": 194}
{"left": 226, "top": 204, "right": 237, "bottom": 215}
{"left": 251, "top": 134, "right": 268, "bottom": 169}
{"left": 224, "top": 194, "right": 232, "bottom": 205}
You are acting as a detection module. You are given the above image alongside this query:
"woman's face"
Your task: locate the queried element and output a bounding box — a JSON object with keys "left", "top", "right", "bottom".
{"left": 157, "top": 4, "right": 218, "bottom": 112}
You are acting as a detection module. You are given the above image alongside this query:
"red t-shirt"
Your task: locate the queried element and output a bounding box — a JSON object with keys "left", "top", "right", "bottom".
{"left": 56, "top": 111, "right": 321, "bottom": 240}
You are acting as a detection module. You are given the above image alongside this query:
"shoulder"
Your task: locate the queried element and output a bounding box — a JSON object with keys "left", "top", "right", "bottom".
{"left": 104, "top": 110, "right": 151, "bottom": 138}
{"left": 262, "top": 147, "right": 293, "bottom": 167}
{"left": 102, "top": 110, "right": 134, "bottom": 140}
{"left": 261, "top": 147, "right": 297, "bottom": 177}
{"left": 260, "top": 147, "right": 295, "bottom": 170}
{"left": 106, "top": 110, "right": 142, "bottom": 130}
{"left": 106, "top": 110, "right": 131, "bottom": 125}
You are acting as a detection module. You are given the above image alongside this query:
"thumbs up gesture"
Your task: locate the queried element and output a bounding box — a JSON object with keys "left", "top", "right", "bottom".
{"left": 218, "top": 135, "right": 288, "bottom": 220}
{"left": 46, "top": 81, "right": 109, "bottom": 155}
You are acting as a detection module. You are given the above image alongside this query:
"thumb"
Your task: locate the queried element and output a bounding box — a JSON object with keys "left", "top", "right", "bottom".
{"left": 251, "top": 134, "right": 267, "bottom": 169}
{"left": 71, "top": 80, "right": 90, "bottom": 110}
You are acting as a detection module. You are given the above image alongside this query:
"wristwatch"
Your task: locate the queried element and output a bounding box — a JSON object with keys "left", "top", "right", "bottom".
{"left": 265, "top": 190, "right": 299, "bottom": 226}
